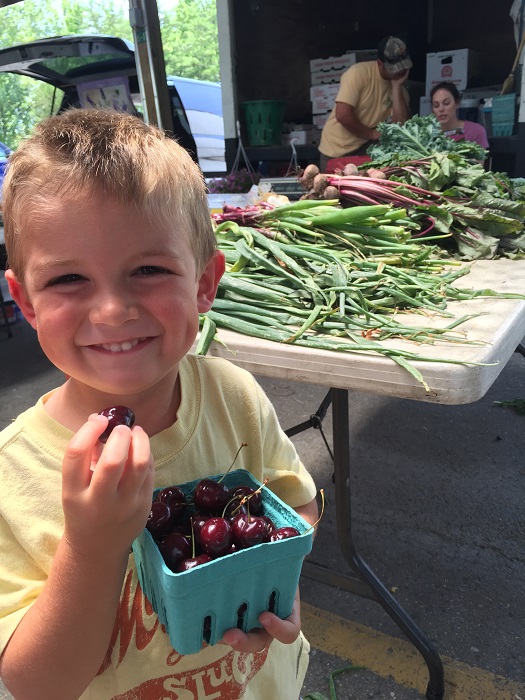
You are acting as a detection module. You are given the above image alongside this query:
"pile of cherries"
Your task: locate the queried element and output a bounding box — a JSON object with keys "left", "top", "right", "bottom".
{"left": 96, "top": 407, "right": 301, "bottom": 574}
{"left": 146, "top": 476, "right": 300, "bottom": 573}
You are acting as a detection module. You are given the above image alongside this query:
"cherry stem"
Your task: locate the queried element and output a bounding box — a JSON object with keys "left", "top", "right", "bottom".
{"left": 227, "top": 478, "right": 269, "bottom": 518}
{"left": 218, "top": 442, "right": 248, "bottom": 483}
{"left": 189, "top": 517, "right": 197, "bottom": 557}
{"left": 303, "top": 489, "right": 325, "bottom": 535}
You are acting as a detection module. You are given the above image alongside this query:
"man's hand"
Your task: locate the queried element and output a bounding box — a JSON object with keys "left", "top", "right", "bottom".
{"left": 390, "top": 68, "right": 409, "bottom": 88}
{"left": 390, "top": 70, "right": 411, "bottom": 124}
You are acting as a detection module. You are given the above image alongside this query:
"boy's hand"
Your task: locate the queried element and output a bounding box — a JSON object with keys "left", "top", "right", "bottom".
{"left": 221, "top": 588, "right": 301, "bottom": 653}
{"left": 61, "top": 414, "right": 154, "bottom": 561}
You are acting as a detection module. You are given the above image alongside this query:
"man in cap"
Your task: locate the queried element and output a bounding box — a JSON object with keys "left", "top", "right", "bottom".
{"left": 318, "top": 36, "right": 412, "bottom": 171}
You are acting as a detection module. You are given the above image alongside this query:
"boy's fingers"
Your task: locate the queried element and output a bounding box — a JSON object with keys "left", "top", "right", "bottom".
{"left": 221, "top": 627, "right": 273, "bottom": 653}
{"left": 258, "top": 611, "right": 300, "bottom": 645}
{"left": 119, "top": 426, "right": 154, "bottom": 495}
{"left": 63, "top": 414, "right": 108, "bottom": 492}
{"left": 89, "top": 424, "right": 132, "bottom": 493}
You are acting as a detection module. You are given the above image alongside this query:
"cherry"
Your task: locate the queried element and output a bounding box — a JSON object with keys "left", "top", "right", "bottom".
{"left": 223, "top": 496, "right": 248, "bottom": 520}
{"left": 231, "top": 513, "right": 268, "bottom": 549}
{"left": 158, "top": 531, "right": 191, "bottom": 572}
{"left": 176, "top": 553, "right": 212, "bottom": 572}
{"left": 191, "top": 512, "right": 212, "bottom": 541}
{"left": 146, "top": 501, "right": 176, "bottom": 540}
{"left": 193, "top": 478, "right": 230, "bottom": 515}
{"left": 199, "top": 517, "right": 233, "bottom": 557}
{"left": 269, "top": 526, "right": 300, "bottom": 542}
{"left": 229, "top": 485, "right": 263, "bottom": 515}
{"left": 98, "top": 405, "right": 135, "bottom": 443}
{"left": 260, "top": 515, "right": 277, "bottom": 541}
{"left": 156, "top": 486, "right": 187, "bottom": 522}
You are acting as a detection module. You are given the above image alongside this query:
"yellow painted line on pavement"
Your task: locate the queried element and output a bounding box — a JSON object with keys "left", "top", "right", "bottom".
{"left": 302, "top": 603, "right": 525, "bottom": 700}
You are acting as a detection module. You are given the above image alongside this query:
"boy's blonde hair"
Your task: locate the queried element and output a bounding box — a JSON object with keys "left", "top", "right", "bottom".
{"left": 2, "top": 108, "right": 216, "bottom": 279}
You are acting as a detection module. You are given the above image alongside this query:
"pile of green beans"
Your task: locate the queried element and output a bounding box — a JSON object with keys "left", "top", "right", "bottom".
{"left": 197, "top": 200, "right": 523, "bottom": 390}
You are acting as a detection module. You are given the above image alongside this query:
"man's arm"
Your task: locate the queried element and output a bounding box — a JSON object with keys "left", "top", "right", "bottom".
{"left": 334, "top": 102, "right": 381, "bottom": 142}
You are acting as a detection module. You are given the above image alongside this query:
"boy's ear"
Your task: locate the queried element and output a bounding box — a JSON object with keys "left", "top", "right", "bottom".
{"left": 5, "top": 270, "right": 38, "bottom": 330}
{"left": 197, "top": 250, "right": 225, "bottom": 313}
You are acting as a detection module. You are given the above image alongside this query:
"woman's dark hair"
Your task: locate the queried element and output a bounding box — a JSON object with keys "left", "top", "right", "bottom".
{"left": 430, "top": 81, "right": 462, "bottom": 102}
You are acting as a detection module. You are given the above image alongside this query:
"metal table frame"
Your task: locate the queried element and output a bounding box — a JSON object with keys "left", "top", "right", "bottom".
{"left": 285, "top": 388, "right": 444, "bottom": 700}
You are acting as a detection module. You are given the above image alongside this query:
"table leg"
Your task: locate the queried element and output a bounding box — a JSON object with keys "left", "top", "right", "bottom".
{"left": 286, "top": 387, "right": 445, "bottom": 696}
{"left": 329, "top": 387, "right": 445, "bottom": 700}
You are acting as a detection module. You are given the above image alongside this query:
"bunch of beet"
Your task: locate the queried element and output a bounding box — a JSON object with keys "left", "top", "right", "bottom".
{"left": 298, "top": 162, "right": 387, "bottom": 201}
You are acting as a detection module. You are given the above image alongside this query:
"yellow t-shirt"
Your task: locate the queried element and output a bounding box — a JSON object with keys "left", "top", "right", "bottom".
{"left": 318, "top": 60, "right": 409, "bottom": 158}
{"left": 0, "top": 354, "right": 317, "bottom": 699}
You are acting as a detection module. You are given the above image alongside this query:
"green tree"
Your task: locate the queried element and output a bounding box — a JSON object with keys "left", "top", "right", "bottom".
{"left": 160, "top": 0, "right": 220, "bottom": 82}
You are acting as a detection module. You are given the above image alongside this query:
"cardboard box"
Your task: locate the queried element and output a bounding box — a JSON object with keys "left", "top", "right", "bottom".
{"left": 310, "top": 53, "right": 357, "bottom": 74}
{"left": 312, "top": 112, "right": 330, "bottom": 128}
{"left": 282, "top": 129, "right": 321, "bottom": 146}
{"left": 309, "top": 49, "right": 377, "bottom": 75}
{"left": 310, "top": 84, "right": 339, "bottom": 114}
{"left": 419, "top": 96, "right": 431, "bottom": 116}
{"left": 425, "top": 49, "right": 479, "bottom": 96}
{"left": 310, "top": 68, "right": 348, "bottom": 86}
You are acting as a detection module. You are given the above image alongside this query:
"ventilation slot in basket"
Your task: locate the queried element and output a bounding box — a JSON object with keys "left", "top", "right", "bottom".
{"left": 236, "top": 602, "right": 248, "bottom": 631}
{"left": 202, "top": 615, "right": 212, "bottom": 644}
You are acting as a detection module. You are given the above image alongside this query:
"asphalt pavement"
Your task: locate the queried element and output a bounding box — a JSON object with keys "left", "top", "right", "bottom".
{"left": 0, "top": 317, "right": 524, "bottom": 699}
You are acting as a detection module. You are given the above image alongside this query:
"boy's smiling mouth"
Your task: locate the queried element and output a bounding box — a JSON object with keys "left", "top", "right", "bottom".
{"left": 94, "top": 337, "right": 149, "bottom": 353}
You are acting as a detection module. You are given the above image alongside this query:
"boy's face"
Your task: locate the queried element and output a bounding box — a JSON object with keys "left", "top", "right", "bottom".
{"left": 7, "top": 193, "right": 224, "bottom": 399}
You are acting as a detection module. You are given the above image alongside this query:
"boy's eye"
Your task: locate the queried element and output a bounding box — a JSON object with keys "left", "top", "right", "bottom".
{"left": 47, "top": 273, "right": 84, "bottom": 286}
{"left": 135, "top": 266, "right": 172, "bottom": 276}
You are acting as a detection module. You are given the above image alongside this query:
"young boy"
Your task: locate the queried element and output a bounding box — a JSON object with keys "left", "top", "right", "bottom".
{"left": 0, "top": 109, "right": 318, "bottom": 700}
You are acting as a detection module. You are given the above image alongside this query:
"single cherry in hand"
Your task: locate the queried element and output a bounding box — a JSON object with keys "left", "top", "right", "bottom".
{"left": 98, "top": 405, "right": 135, "bottom": 443}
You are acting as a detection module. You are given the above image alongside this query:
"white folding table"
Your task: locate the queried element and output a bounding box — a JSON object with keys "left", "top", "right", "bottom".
{"left": 195, "top": 259, "right": 525, "bottom": 699}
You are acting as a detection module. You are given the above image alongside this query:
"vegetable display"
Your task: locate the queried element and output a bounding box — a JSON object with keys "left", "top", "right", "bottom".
{"left": 299, "top": 116, "right": 525, "bottom": 260}
{"left": 197, "top": 199, "right": 524, "bottom": 391}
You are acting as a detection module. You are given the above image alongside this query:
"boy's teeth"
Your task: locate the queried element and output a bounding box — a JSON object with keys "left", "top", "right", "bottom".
{"left": 101, "top": 338, "right": 141, "bottom": 352}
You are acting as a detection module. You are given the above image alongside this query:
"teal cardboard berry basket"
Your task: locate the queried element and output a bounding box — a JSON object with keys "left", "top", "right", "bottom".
{"left": 132, "top": 469, "right": 313, "bottom": 655}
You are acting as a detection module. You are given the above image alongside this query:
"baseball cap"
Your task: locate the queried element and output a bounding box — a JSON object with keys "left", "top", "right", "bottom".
{"left": 377, "top": 36, "right": 412, "bottom": 75}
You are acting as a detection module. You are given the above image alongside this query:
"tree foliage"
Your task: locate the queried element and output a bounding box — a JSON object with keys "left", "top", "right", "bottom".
{"left": 160, "top": 0, "right": 219, "bottom": 82}
{"left": 0, "top": 0, "right": 219, "bottom": 147}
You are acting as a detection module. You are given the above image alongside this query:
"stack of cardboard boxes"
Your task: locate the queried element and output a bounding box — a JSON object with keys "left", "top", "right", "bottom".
{"left": 309, "top": 50, "right": 377, "bottom": 131}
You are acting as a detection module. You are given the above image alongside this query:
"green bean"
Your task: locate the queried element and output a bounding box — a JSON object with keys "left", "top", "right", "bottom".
{"left": 310, "top": 205, "right": 391, "bottom": 227}
{"left": 195, "top": 315, "right": 217, "bottom": 355}
{"left": 285, "top": 305, "right": 325, "bottom": 342}
{"left": 218, "top": 275, "right": 288, "bottom": 304}
{"left": 261, "top": 199, "right": 339, "bottom": 216}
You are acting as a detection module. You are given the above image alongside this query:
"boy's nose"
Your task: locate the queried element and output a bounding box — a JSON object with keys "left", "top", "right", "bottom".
{"left": 90, "top": 291, "right": 140, "bottom": 326}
